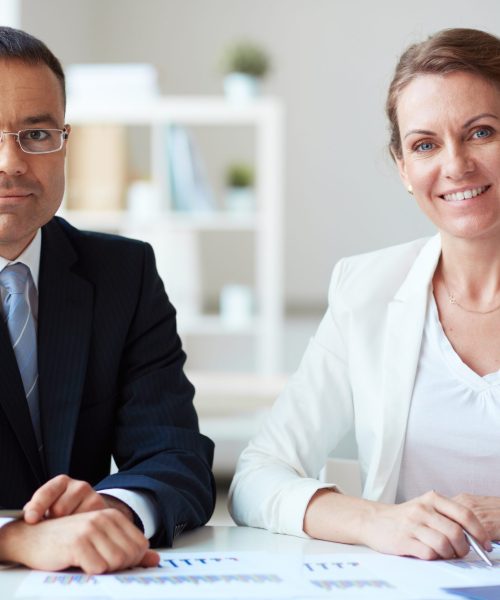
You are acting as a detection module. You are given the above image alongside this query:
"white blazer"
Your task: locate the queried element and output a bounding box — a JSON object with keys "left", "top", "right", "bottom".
{"left": 229, "top": 235, "right": 442, "bottom": 537}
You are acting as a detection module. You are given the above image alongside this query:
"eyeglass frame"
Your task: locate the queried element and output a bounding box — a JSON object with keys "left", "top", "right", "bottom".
{"left": 0, "top": 126, "right": 70, "bottom": 155}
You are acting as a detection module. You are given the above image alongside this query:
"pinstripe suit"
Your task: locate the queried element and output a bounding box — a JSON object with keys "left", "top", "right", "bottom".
{"left": 0, "top": 216, "right": 215, "bottom": 547}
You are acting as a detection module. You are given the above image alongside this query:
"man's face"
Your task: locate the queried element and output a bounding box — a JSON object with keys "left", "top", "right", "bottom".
{"left": 0, "top": 59, "right": 68, "bottom": 259}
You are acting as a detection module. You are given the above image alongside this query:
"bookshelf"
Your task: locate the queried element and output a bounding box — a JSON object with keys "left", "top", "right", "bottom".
{"left": 61, "top": 96, "right": 285, "bottom": 375}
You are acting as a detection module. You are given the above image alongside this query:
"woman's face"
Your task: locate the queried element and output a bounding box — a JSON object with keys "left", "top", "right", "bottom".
{"left": 395, "top": 71, "right": 500, "bottom": 242}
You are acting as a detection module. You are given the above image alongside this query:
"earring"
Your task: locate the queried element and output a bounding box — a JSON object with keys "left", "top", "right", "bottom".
{"left": 407, "top": 185, "right": 413, "bottom": 195}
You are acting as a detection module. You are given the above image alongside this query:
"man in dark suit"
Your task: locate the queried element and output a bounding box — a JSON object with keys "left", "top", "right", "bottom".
{"left": 0, "top": 27, "right": 215, "bottom": 573}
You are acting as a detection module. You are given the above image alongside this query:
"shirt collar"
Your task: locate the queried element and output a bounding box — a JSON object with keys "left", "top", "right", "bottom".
{"left": 0, "top": 230, "right": 42, "bottom": 290}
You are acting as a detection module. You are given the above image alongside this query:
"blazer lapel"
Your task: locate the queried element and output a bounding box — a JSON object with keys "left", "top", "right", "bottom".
{"left": 0, "top": 319, "right": 45, "bottom": 484}
{"left": 38, "top": 219, "right": 94, "bottom": 477}
{"left": 365, "top": 235, "right": 442, "bottom": 502}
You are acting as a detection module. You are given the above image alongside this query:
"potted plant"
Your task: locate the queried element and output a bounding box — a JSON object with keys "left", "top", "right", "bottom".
{"left": 225, "top": 162, "right": 255, "bottom": 212}
{"left": 221, "top": 41, "right": 271, "bottom": 101}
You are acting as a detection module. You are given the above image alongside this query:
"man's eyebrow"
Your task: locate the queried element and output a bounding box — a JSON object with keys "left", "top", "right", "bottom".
{"left": 404, "top": 114, "right": 500, "bottom": 140}
{"left": 21, "top": 113, "right": 60, "bottom": 127}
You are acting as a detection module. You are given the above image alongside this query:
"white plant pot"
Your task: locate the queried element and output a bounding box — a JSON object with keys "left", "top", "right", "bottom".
{"left": 225, "top": 186, "right": 254, "bottom": 213}
{"left": 220, "top": 284, "right": 254, "bottom": 328}
{"left": 223, "top": 72, "right": 260, "bottom": 102}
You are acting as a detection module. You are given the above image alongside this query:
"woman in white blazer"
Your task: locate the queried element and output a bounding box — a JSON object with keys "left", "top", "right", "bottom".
{"left": 229, "top": 28, "right": 500, "bottom": 560}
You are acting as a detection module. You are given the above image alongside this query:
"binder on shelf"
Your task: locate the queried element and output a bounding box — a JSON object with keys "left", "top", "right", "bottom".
{"left": 166, "top": 124, "right": 214, "bottom": 212}
{"left": 67, "top": 125, "right": 127, "bottom": 211}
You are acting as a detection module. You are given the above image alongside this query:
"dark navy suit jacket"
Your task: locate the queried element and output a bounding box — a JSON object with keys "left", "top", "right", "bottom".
{"left": 0, "top": 217, "right": 215, "bottom": 546}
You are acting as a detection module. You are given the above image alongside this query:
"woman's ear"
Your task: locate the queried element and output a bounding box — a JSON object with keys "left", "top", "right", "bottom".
{"left": 393, "top": 150, "right": 411, "bottom": 191}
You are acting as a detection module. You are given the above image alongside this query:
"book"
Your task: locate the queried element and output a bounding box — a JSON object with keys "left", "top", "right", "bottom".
{"left": 167, "top": 124, "right": 214, "bottom": 212}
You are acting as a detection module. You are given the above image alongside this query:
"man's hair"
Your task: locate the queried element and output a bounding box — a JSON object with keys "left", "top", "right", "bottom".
{"left": 0, "top": 26, "right": 65, "bottom": 107}
{"left": 386, "top": 28, "right": 500, "bottom": 159}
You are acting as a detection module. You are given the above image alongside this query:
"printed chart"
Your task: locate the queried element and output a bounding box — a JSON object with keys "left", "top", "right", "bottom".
{"left": 16, "top": 552, "right": 302, "bottom": 599}
{"left": 302, "top": 555, "right": 409, "bottom": 598}
{"left": 14, "top": 545, "right": 500, "bottom": 599}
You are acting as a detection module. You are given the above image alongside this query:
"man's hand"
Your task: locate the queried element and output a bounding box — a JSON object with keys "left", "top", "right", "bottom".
{"left": 0, "top": 509, "right": 159, "bottom": 573}
{"left": 454, "top": 493, "right": 500, "bottom": 540}
{"left": 23, "top": 475, "right": 133, "bottom": 524}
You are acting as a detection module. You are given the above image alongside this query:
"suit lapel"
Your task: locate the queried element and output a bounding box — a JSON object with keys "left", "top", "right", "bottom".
{"left": 38, "top": 219, "right": 94, "bottom": 477}
{"left": 0, "top": 319, "right": 45, "bottom": 484}
{"left": 365, "top": 235, "right": 442, "bottom": 501}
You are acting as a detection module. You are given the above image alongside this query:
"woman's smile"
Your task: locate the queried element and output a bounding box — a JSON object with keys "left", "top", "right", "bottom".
{"left": 440, "top": 185, "right": 490, "bottom": 202}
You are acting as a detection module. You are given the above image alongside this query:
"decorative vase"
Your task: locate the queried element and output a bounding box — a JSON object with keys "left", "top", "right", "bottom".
{"left": 225, "top": 186, "right": 254, "bottom": 213}
{"left": 223, "top": 72, "right": 260, "bottom": 102}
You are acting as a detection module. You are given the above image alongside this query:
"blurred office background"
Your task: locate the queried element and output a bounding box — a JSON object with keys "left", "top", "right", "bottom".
{"left": 5, "top": 0, "right": 500, "bottom": 520}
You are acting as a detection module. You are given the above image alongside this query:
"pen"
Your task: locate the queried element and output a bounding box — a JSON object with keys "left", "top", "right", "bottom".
{"left": 463, "top": 529, "right": 493, "bottom": 567}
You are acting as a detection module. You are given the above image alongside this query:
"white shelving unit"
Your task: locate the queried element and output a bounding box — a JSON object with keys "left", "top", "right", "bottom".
{"left": 62, "top": 96, "right": 285, "bottom": 374}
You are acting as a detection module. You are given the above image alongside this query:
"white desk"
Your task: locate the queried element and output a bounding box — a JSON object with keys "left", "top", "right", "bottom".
{"left": 1, "top": 525, "right": 373, "bottom": 598}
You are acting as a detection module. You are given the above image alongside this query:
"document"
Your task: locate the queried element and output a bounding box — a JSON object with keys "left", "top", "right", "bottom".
{"left": 300, "top": 554, "right": 417, "bottom": 598}
{"left": 359, "top": 543, "right": 500, "bottom": 599}
{"left": 105, "top": 551, "right": 301, "bottom": 598}
{"left": 14, "top": 545, "right": 500, "bottom": 599}
{"left": 15, "top": 572, "right": 104, "bottom": 597}
{"left": 435, "top": 542, "right": 500, "bottom": 586}
{"left": 16, "top": 552, "right": 303, "bottom": 599}
{"left": 358, "top": 554, "right": 479, "bottom": 600}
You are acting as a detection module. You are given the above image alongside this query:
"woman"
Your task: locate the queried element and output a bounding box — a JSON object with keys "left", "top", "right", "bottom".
{"left": 229, "top": 28, "right": 500, "bottom": 560}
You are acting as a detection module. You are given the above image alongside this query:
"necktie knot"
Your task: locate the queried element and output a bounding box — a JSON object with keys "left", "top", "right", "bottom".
{"left": 0, "top": 263, "right": 29, "bottom": 295}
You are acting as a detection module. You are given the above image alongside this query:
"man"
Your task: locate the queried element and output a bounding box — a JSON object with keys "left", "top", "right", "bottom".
{"left": 0, "top": 27, "right": 215, "bottom": 573}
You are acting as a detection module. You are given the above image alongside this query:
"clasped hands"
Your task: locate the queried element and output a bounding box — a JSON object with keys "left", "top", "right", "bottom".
{"left": 0, "top": 474, "right": 160, "bottom": 573}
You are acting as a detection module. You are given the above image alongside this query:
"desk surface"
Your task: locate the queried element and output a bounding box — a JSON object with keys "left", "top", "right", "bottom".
{"left": 2, "top": 525, "right": 371, "bottom": 598}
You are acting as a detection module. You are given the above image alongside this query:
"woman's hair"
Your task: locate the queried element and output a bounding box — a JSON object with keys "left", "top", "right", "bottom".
{"left": 387, "top": 28, "right": 500, "bottom": 158}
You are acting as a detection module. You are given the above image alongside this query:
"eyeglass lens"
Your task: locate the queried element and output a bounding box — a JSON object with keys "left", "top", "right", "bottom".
{"left": 1, "top": 129, "right": 65, "bottom": 153}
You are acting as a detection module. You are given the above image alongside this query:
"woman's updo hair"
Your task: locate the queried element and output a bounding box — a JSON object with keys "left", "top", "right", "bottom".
{"left": 387, "top": 28, "right": 500, "bottom": 159}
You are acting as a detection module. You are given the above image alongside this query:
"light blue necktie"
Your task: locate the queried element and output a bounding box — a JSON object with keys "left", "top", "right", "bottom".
{"left": 0, "top": 263, "right": 42, "bottom": 453}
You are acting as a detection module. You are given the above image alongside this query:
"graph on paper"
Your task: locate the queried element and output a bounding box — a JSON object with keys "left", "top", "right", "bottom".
{"left": 302, "top": 556, "right": 408, "bottom": 598}
{"left": 103, "top": 551, "right": 300, "bottom": 598}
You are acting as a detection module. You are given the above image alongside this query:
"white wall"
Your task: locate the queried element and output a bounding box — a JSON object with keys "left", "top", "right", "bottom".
{"left": 20, "top": 0, "right": 500, "bottom": 310}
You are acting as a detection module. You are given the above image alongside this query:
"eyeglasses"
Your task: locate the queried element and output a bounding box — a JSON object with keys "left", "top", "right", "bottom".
{"left": 0, "top": 127, "right": 69, "bottom": 154}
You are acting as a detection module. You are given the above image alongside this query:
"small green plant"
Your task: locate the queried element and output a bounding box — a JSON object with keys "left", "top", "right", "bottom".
{"left": 226, "top": 163, "right": 254, "bottom": 188}
{"left": 221, "top": 42, "right": 270, "bottom": 78}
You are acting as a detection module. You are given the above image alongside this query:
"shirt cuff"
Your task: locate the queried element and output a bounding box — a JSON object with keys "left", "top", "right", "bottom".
{"left": 98, "top": 488, "right": 159, "bottom": 539}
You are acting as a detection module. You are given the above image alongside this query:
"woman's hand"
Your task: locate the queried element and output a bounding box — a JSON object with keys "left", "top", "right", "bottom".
{"left": 453, "top": 493, "right": 500, "bottom": 540}
{"left": 362, "top": 490, "right": 491, "bottom": 559}
{"left": 304, "top": 489, "right": 491, "bottom": 560}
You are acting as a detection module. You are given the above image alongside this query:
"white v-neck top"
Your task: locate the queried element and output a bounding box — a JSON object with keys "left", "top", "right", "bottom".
{"left": 396, "top": 295, "right": 500, "bottom": 503}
